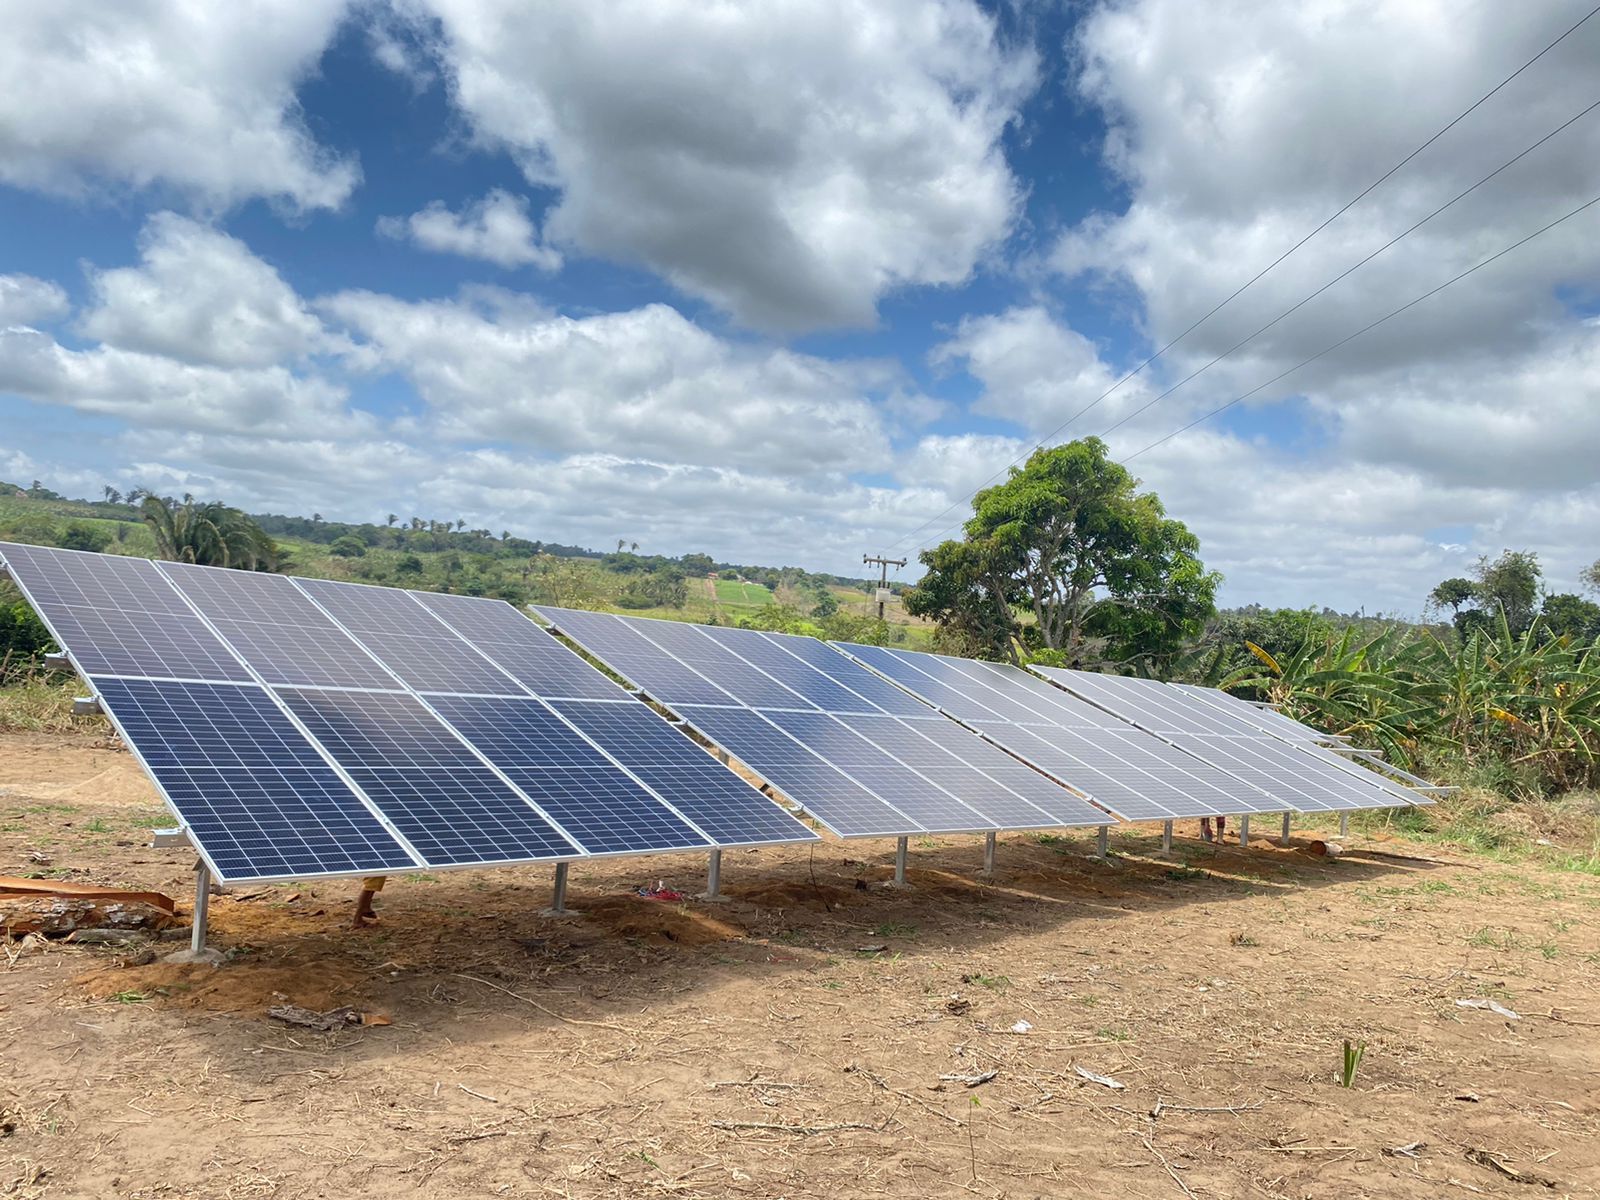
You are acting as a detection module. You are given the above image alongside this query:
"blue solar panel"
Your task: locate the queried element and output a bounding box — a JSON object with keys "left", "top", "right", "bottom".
{"left": 835, "top": 643, "right": 1019, "bottom": 723}
{"left": 947, "top": 659, "right": 1114, "bottom": 728}
{"left": 986, "top": 726, "right": 1206, "bottom": 823}
{"left": 295, "top": 577, "right": 446, "bottom": 636}
{"left": 1034, "top": 668, "right": 1241, "bottom": 736}
{"left": 836, "top": 714, "right": 1107, "bottom": 828}
{"left": 549, "top": 699, "right": 821, "bottom": 847}
{"left": 761, "top": 710, "right": 994, "bottom": 833}
{"left": 425, "top": 695, "right": 711, "bottom": 855}
{"left": 675, "top": 705, "right": 913, "bottom": 837}
{"left": 276, "top": 688, "right": 582, "bottom": 866}
{"left": 697, "top": 625, "right": 889, "bottom": 713}
{"left": 626, "top": 618, "right": 814, "bottom": 709}
{"left": 1, "top": 542, "right": 252, "bottom": 681}
{"left": 535, "top": 608, "right": 740, "bottom": 705}
{"left": 158, "top": 562, "right": 403, "bottom": 690}
{"left": 412, "top": 592, "right": 625, "bottom": 701}
{"left": 763, "top": 634, "right": 935, "bottom": 717}
{"left": 94, "top": 678, "right": 417, "bottom": 881}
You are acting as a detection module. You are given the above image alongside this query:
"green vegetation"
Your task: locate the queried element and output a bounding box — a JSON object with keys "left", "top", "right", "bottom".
{"left": 907, "top": 438, "right": 1217, "bottom": 671}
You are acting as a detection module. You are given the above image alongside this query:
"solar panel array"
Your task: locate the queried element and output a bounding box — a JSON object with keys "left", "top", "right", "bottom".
{"left": 534, "top": 607, "right": 1110, "bottom": 837}
{"left": 833, "top": 644, "right": 1287, "bottom": 821}
{"left": 0, "top": 543, "right": 815, "bottom": 884}
{"left": 1030, "top": 668, "right": 1427, "bottom": 812}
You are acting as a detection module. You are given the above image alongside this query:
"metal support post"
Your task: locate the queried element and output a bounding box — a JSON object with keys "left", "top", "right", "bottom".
{"left": 190, "top": 862, "right": 211, "bottom": 955}
{"left": 1096, "top": 825, "right": 1109, "bottom": 858}
{"left": 705, "top": 848, "right": 722, "bottom": 898}
{"left": 982, "top": 831, "right": 996, "bottom": 875}
{"left": 893, "top": 836, "right": 908, "bottom": 886}
{"left": 1339, "top": 812, "right": 1349, "bottom": 838}
{"left": 1280, "top": 812, "right": 1292, "bottom": 846}
{"left": 1238, "top": 814, "right": 1250, "bottom": 847}
{"left": 550, "top": 862, "right": 569, "bottom": 914}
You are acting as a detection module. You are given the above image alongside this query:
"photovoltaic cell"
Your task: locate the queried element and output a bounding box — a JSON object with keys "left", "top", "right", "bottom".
{"left": 837, "top": 714, "right": 1105, "bottom": 828}
{"left": 412, "top": 591, "right": 624, "bottom": 701}
{"left": 549, "top": 699, "right": 820, "bottom": 846}
{"left": 294, "top": 577, "right": 446, "bottom": 636}
{"left": 760, "top": 632, "right": 935, "bottom": 718}
{"left": 277, "top": 688, "right": 581, "bottom": 866}
{"left": 762, "top": 710, "right": 994, "bottom": 832}
{"left": 424, "top": 695, "right": 710, "bottom": 854}
{"left": 1, "top": 542, "right": 252, "bottom": 682}
{"left": 159, "top": 562, "right": 402, "bottom": 690}
{"left": 537, "top": 608, "right": 740, "bottom": 705}
{"left": 835, "top": 644, "right": 1022, "bottom": 723}
{"left": 675, "top": 706, "right": 913, "bottom": 837}
{"left": 94, "top": 678, "right": 416, "bottom": 881}
{"left": 625, "top": 618, "right": 815, "bottom": 709}
{"left": 1172, "top": 683, "right": 1325, "bottom": 741}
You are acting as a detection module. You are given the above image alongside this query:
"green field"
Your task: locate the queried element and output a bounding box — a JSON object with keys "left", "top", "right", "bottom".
{"left": 714, "top": 578, "right": 774, "bottom": 606}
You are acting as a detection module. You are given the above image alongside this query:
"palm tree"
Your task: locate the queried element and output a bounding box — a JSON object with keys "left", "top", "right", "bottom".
{"left": 102, "top": 486, "right": 122, "bottom": 505}
{"left": 140, "top": 495, "right": 280, "bottom": 571}
{"left": 386, "top": 514, "right": 398, "bottom": 528}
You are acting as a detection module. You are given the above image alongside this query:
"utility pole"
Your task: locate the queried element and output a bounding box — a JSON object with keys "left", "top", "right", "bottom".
{"left": 863, "top": 553, "right": 907, "bottom": 619}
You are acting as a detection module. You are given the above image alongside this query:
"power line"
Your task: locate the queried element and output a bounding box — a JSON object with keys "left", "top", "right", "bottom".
{"left": 903, "top": 99, "right": 1600, "bottom": 556}
{"left": 883, "top": 3, "right": 1600, "bottom": 556}
{"left": 1095, "top": 97, "right": 1600, "bottom": 443}
{"left": 1122, "top": 192, "right": 1600, "bottom": 463}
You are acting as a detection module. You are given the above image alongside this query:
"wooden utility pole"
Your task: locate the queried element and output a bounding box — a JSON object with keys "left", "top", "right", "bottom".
{"left": 863, "top": 553, "right": 907, "bottom": 619}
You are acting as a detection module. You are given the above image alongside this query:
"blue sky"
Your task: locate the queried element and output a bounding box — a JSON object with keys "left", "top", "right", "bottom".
{"left": 2, "top": 1, "right": 1598, "bottom": 614}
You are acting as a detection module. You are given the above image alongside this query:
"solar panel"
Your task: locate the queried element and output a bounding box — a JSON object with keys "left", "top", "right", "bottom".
{"left": 159, "top": 562, "right": 403, "bottom": 690}
{"left": 425, "top": 695, "right": 712, "bottom": 855}
{"left": 4, "top": 545, "right": 817, "bottom": 880}
{"left": 413, "top": 591, "right": 625, "bottom": 701}
{"left": 1, "top": 542, "right": 252, "bottom": 681}
{"left": 1172, "top": 683, "right": 1326, "bottom": 741}
{"left": 620, "top": 617, "right": 816, "bottom": 710}
{"left": 291, "top": 579, "right": 524, "bottom": 695}
{"left": 836, "top": 643, "right": 1022, "bottom": 723}
{"left": 835, "top": 714, "right": 1106, "bottom": 828}
{"left": 1033, "top": 668, "right": 1242, "bottom": 736}
{"left": 94, "top": 678, "right": 418, "bottom": 881}
{"left": 537, "top": 608, "right": 741, "bottom": 705}
{"left": 547, "top": 699, "right": 821, "bottom": 847}
{"left": 275, "top": 688, "right": 583, "bottom": 866}
{"left": 697, "top": 624, "right": 881, "bottom": 713}
{"left": 756, "top": 632, "right": 935, "bottom": 718}
{"left": 761, "top": 709, "right": 997, "bottom": 833}
{"left": 675, "top": 705, "right": 915, "bottom": 837}
{"left": 1035, "top": 668, "right": 1426, "bottom": 811}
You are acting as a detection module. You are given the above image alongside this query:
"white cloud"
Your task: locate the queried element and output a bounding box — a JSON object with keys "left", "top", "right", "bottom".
{"left": 378, "top": 189, "right": 561, "bottom": 270}
{"left": 406, "top": 0, "right": 1035, "bottom": 329}
{"left": 0, "top": 1, "right": 357, "bottom": 211}
{"left": 0, "top": 327, "right": 362, "bottom": 438}
{"left": 0, "top": 276, "right": 70, "bottom": 327}
{"left": 79, "top": 214, "right": 330, "bottom": 368}
{"left": 932, "top": 306, "right": 1151, "bottom": 435}
{"left": 322, "top": 290, "right": 899, "bottom": 473}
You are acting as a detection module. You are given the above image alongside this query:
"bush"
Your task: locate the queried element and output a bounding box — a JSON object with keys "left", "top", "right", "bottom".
{"left": 1, "top": 588, "right": 55, "bottom": 683}
{"left": 396, "top": 554, "right": 425, "bottom": 576}
{"left": 330, "top": 535, "right": 367, "bottom": 558}
{"left": 57, "top": 523, "right": 113, "bottom": 553}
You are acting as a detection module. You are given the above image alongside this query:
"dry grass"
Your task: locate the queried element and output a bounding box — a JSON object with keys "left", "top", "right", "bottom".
{"left": 0, "top": 677, "right": 102, "bottom": 734}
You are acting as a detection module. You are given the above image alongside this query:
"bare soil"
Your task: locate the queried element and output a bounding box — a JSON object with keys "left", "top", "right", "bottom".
{"left": 2, "top": 731, "right": 1598, "bottom": 1199}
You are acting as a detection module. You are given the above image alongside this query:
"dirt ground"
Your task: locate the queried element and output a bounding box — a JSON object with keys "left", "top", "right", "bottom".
{"left": 2, "top": 731, "right": 1598, "bottom": 1200}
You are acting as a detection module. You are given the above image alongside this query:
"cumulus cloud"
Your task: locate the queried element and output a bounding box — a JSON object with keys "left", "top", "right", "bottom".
{"left": 377, "top": 190, "right": 561, "bottom": 270}
{"left": 79, "top": 214, "right": 330, "bottom": 368}
{"left": 0, "top": 1, "right": 357, "bottom": 211}
{"left": 405, "top": 0, "right": 1035, "bottom": 330}
{"left": 932, "top": 306, "right": 1151, "bottom": 435}
{"left": 321, "top": 290, "right": 900, "bottom": 473}
{"left": 0, "top": 276, "right": 70, "bottom": 327}
{"left": 0, "top": 327, "right": 364, "bottom": 438}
